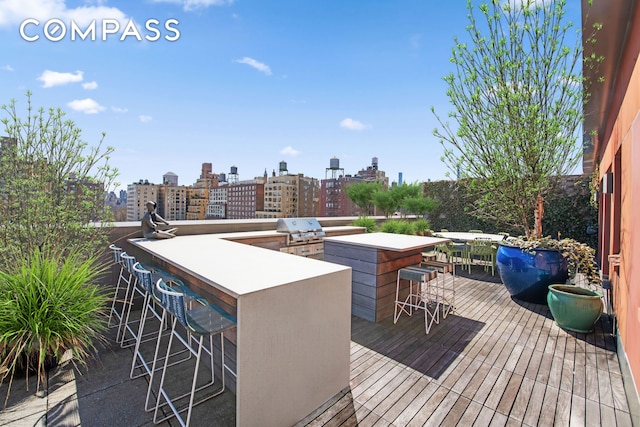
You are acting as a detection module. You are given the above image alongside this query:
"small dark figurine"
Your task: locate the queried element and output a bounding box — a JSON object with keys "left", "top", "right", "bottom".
{"left": 141, "top": 201, "right": 177, "bottom": 239}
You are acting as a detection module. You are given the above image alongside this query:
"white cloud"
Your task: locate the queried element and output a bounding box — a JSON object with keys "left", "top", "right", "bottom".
{"left": 340, "top": 118, "right": 370, "bottom": 131}
{"left": 139, "top": 115, "right": 153, "bottom": 123}
{"left": 235, "top": 57, "right": 272, "bottom": 76}
{"left": 38, "top": 70, "right": 83, "bottom": 88}
{"left": 2, "top": 65, "right": 14, "bottom": 71}
{"left": 111, "top": 106, "right": 128, "bottom": 113}
{"left": 280, "top": 146, "right": 300, "bottom": 156}
{"left": 149, "top": 0, "right": 234, "bottom": 12}
{"left": 67, "top": 98, "right": 105, "bottom": 114}
{"left": 82, "top": 81, "right": 98, "bottom": 90}
{"left": 0, "top": 0, "right": 128, "bottom": 28}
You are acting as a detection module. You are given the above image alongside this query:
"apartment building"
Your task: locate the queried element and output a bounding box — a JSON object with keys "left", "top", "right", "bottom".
{"left": 126, "top": 180, "right": 160, "bottom": 221}
{"left": 227, "top": 179, "right": 265, "bottom": 219}
{"left": 158, "top": 184, "right": 187, "bottom": 221}
{"left": 186, "top": 163, "right": 219, "bottom": 220}
{"left": 320, "top": 157, "right": 388, "bottom": 217}
{"left": 256, "top": 173, "right": 319, "bottom": 219}
{"left": 206, "top": 185, "right": 227, "bottom": 219}
{"left": 319, "top": 175, "right": 364, "bottom": 217}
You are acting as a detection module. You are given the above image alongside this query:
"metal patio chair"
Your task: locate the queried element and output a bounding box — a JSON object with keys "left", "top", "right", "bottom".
{"left": 467, "top": 237, "right": 496, "bottom": 275}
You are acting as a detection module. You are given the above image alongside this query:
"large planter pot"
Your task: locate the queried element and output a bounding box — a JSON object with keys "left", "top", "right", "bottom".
{"left": 547, "top": 284, "right": 603, "bottom": 333}
{"left": 496, "top": 243, "right": 569, "bottom": 303}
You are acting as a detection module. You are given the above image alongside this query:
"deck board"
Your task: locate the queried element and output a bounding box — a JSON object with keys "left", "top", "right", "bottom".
{"left": 298, "top": 271, "right": 631, "bottom": 427}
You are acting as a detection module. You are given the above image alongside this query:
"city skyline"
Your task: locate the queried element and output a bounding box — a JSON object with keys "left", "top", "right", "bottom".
{"left": 127, "top": 155, "right": 386, "bottom": 187}
{"left": 0, "top": 1, "right": 584, "bottom": 192}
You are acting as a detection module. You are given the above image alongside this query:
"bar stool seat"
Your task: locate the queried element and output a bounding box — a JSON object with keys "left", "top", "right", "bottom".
{"left": 394, "top": 266, "right": 440, "bottom": 334}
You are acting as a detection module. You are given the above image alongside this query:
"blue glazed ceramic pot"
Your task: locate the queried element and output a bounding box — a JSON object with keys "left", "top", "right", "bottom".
{"left": 496, "top": 243, "right": 569, "bottom": 303}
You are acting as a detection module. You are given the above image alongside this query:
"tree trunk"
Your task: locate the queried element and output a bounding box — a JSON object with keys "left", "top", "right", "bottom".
{"left": 534, "top": 195, "right": 544, "bottom": 239}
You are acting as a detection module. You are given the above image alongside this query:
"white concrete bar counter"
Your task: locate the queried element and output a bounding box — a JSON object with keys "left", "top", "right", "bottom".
{"left": 130, "top": 234, "right": 352, "bottom": 427}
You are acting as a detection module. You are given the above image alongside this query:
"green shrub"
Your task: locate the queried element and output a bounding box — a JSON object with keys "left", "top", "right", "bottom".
{"left": 353, "top": 216, "right": 377, "bottom": 233}
{"left": 380, "top": 220, "right": 417, "bottom": 235}
{"left": 413, "top": 219, "right": 431, "bottom": 236}
{"left": 0, "top": 249, "right": 109, "bottom": 401}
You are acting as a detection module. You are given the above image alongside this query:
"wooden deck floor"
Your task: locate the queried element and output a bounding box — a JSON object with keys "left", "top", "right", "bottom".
{"left": 298, "top": 267, "right": 632, "bottom": 427}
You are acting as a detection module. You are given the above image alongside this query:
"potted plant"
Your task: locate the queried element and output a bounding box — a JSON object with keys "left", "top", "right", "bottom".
{"left": 547, "top": 284, "right": 603, "bottom": 333}
{"left": 496, "top": 236, "right": 601, "bottom": 303}
{"left": 0, "top": 249, "right": 109, "bottom": 402}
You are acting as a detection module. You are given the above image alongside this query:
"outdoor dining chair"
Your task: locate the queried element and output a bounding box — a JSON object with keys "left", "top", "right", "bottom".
{"left": 467, "top": 237, "right": 496, "bottom": 275}
{"left": 435, "top": 242, "right": 468, "bottom": 267}
{"left": 151, "top": 278, "right": 237, "bottom": 427}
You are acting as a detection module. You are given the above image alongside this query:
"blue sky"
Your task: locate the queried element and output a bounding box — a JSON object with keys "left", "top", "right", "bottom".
{"left": 0, "top": 0, "right": 582, "bottom": 192}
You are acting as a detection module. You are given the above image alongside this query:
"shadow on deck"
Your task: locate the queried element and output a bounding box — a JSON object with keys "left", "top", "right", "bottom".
{"left": 299, "top": 269, "right": 631, "bottom": 426}
{"left": 0, "top": 268, "right": 631, "bottom": 427}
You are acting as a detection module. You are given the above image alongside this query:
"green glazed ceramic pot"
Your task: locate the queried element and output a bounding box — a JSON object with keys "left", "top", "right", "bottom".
{"left": 547, "top": 284, "right": 603, "bottom": 333}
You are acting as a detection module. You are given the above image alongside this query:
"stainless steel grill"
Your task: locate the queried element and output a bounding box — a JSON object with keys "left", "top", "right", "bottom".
{"left": 276, "top": 218, "right": 326, "bottom": 258}
{"left": 276, "top": 218, "right": 326, "bottom": 245}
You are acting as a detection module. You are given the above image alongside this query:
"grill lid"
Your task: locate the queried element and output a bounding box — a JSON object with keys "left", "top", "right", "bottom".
{"left": 276, "top": 218, "right": 326, "bottom": 242}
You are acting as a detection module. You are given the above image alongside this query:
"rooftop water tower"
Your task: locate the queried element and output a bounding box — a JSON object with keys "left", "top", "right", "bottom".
{"left": 326, "top": 156, "right": 344, "bottom": 179}
{"left": 279, "top": 161, "right": 288, "bottom": 175}
{"left": 228, "top": 165, "right": 239, "bottom": 184}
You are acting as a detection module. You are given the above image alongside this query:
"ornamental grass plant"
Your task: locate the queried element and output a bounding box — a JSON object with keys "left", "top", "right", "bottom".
{"left": 0, "top": 249, "right": 110, "bottom": 405}
{"left": 352, "top": 216, "right": 377, "bottom": 233}
{"left": 380, "top": 220, "right": 416, "bottom": 235}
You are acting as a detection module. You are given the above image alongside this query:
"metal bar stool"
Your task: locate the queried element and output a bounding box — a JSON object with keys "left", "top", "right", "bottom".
{"left": 107, "top": 244, "right": 126, "bottom": 329}
{"left": 140, "top": 271, "right": 210, "bottom": 412}
{"left": 151, "top": 278, "right": 236, "bottom": 427}
{"left": 394, "top": 266, "right": 440, "bottom": 334}
{"left": 115, "top": 252, "right": 138, "bottom": 344}
{"left": 119, "top": 253, "right": 164, "bottom": 349}
{"left": 130, "top": 262, "right": 193, "bottom": 382}
{"left": 421, "top": 259, "right": 456, "bottom": 318}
